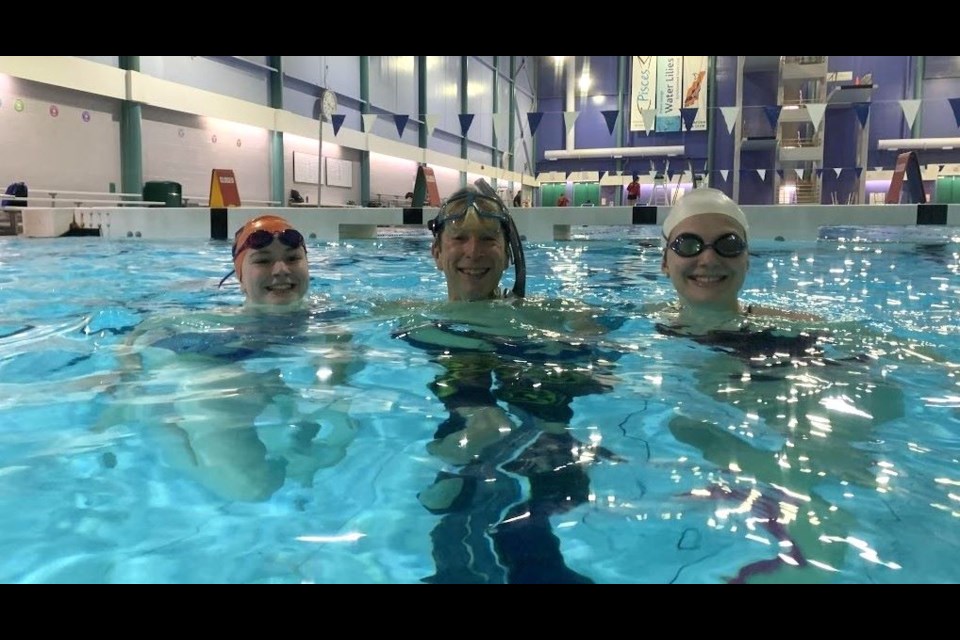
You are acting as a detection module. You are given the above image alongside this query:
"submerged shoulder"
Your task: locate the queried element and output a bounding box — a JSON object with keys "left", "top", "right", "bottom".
{"left": 747, "top": 304, "right": 821, "bottom": 322}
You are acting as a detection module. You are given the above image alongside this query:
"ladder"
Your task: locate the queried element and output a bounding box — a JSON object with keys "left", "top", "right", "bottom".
{"left": 648, "top": 173, "right": 670, "bottom": 205}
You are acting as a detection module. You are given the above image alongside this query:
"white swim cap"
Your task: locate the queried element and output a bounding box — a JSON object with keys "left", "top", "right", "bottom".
{"left": 662, "top": 188, "right": 749, "bottom": 239}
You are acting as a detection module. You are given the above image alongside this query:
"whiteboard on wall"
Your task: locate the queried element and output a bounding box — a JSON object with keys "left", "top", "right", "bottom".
{"left": 293, "top": 151, "right": 323, "bottom": 185}
{"left": 325, "top": 157, "right": 353, "bottom": 188}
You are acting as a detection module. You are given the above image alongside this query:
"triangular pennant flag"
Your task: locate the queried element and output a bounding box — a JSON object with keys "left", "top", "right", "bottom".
{"left": 331, "top": 114, "right": 345, "bottom": 136}
{"left": 362, "top": 113, "right": 377, "bottom": 133}
{"left": 649, "top": 159, "right": 656, "bottom": 172}
{"left": 492, "top": 112, "right": 509, "bottom": 141}
{"left": 949, "top": 98, "right": 960, "bottom": 127}
{"left": 648, "top": 169, "right": 658, "bottom": 178}
{"left": 816, "top": 168, "right": 824, "bottom": 178}
{"left": 667, "top": 169, "right": 675, "bottom": 181}
{"left": 527, "top": 111, "right": 544, "bottom": 136}
{"left": 601, "top": 110, "right": 619, "bottom": 135}
{"left": 763, "top": 105, "right": 782, "bottom": 130}
{"left": 641, "top": 108, "right": 657, "bottom": 133}
{"left": 680, "top": 107, "right": 699, "bottom": 132}
{"left": 565, "top": 170, "right": 574, "bottom": 180}
{"left": 805, "top": 103, "right": 827, "bottom": 134}
{"left": 563, "top": 110, "right": 579, "bottom": 135}
{"left": 719, "top": 169, "right": 729, "bottom": 182}
{"left": 939, "top": 164, "right": 946, "bottom": 173}
{"left": 459, "top": 113, "right": 475, "bottom": 137}
{"left": 757, "top": 169, "right": 767, "bottom": 181}
{"left": 775, "top": 169, "right": 784, "bottom": 179}
{"left": 719, "top": 106, "right": 739, "bottom": 135}
{"left": 424, "top": 114, "right": 441, "bottom": 137}
{"left": 853, "top": 102, "right": 871, "bottom": 128}
{"left": 899, "top": 99, "right": 922, "bottom": 129}
{"left": 797, "top": 168, "right": 805, "bottom": 181}
{"left": 855, "top": 167, "right": 863, "bottom": 178}
{"left": 834, "top": 167, "right": 842, "bottom": 178}
{"left": 394, "top": 114, "right": 409, "bottom": 137}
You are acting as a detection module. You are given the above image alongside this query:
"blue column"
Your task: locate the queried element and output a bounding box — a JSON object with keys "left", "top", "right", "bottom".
{"left": 360, "top": 56, "right": 370, "bottom": 206}
{"left": 119, "top": 56, "right": 143, "bottom": 197}
{"left": 268, "top": 55, "right": 284, "bottom": 206}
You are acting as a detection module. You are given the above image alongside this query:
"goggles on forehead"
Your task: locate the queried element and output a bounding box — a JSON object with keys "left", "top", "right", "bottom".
{"left": 427, "top": 192, "right": 509, "bottom": 234}
{"left": 232, "top": 228, "right": 306, "bottom": 258}
{"left": 669, "top": 232, "right": 747, "bottom": 259}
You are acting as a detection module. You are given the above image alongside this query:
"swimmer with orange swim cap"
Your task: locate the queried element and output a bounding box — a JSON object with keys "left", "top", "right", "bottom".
{"left": 220, "top": 214, "right": 310, "bottom": 308}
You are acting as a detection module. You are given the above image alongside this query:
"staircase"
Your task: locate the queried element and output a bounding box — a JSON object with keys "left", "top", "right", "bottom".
{"left": 795, "top": 179, "right": 820, "bottom": 204}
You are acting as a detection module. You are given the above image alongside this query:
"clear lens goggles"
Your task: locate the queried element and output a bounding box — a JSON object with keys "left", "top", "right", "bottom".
{"left": 429, "top": 192, "right": 509, "bottom": 234}
{"left": 669, "top": 232, "right": 747, "bottom": 258}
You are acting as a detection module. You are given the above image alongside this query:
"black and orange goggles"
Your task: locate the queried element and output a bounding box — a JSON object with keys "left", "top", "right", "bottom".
{"left": 232, "top": 228, "right": 306, "bottom": 258}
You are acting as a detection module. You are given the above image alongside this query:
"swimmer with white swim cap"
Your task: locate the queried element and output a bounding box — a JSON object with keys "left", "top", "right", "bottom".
{"left": 656, "top": 187, "right": 818, "bottom": 328}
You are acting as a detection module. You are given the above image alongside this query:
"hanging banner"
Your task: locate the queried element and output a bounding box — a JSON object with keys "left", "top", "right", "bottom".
{"left": 630, "top": 56, "right": 657, "bottom": 132}
{"left": 655, "top": 56, "right": 682, "bottom": 133}
{"left": 682, "top": 55, "right": 708, "bottom": 132}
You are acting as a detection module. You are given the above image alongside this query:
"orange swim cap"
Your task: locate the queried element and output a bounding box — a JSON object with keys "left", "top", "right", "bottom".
{"left": 232, "top": 215, "right": 296, "bottom": 282}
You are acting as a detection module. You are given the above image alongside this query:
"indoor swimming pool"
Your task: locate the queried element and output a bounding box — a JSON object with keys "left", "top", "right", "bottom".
{"left": 0, "top": 227, "right": 958, "bottom": 583}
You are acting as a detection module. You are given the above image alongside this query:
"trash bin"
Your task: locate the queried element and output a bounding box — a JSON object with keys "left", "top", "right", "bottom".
{"left": 142, "top": 181, "right": 182, "bottom": 207}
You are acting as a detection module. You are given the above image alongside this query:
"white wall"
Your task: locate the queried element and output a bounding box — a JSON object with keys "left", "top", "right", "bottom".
{"left": 283, "top": 132, "right": 360, "bottom": 206}
{"left": 141, "top": 106, "right": 271, "bottom": 203}
{"left": 0, "top": 76, "right": 121, "bottom": 192}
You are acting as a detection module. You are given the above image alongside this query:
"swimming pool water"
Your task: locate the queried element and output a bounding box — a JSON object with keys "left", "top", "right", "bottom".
{"left": 0, "top": 230, "right": 958, "bottom": 583}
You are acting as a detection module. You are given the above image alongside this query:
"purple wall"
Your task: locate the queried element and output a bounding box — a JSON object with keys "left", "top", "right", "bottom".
{"left": 534, "top": 55, "right": 960, "bottom": 205}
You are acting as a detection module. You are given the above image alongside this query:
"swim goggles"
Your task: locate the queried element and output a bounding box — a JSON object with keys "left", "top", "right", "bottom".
{"left": 231, "top": 228, "right": 306, "bottom": 258}
{"left": 669, "top": 232, "right": 747, "bottom": 258}
{"left": 427, "top": 192, "right": 510, "bottom": 234}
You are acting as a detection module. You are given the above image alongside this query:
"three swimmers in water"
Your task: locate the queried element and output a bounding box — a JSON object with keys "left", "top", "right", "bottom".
{"left": 126, "top": 186, "right": 923, "bottom": 582}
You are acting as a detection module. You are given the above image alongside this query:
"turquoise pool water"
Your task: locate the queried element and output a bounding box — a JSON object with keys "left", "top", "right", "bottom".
{"left": 0, "top": 228, "right": 958, "bottom": 583}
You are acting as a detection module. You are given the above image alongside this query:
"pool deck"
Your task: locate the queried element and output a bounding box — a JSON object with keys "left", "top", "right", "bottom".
{"left": 5, "top": 203, "right": 960, "bottom": 243}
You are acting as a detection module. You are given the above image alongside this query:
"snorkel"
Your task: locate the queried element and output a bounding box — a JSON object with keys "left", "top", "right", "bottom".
{"left": 427, "top": 179, "right": 526, "bottom": 298}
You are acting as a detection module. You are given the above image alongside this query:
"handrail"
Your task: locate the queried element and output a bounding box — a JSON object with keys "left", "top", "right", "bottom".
{"left": 29, "top": 189, "right": 143, "bottom": 197}
{"left": 2, "top": 199, "right": 166, "bottom": 208}
{"left": 182, "top": 195, "right": 281, "bottom": 206}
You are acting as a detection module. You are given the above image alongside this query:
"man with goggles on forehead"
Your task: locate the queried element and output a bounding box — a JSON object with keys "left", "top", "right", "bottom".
{"left": 399, "top": 181, "right": 624, "bottom": 583}
{"left": 428, "top": 182, "right": 525, "bottom": 301}
{"left": 220, "top": 214, "right": 310, "bottom": 309}
{"left": 657, "top": 187, "right": 817, "bottom": 330}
